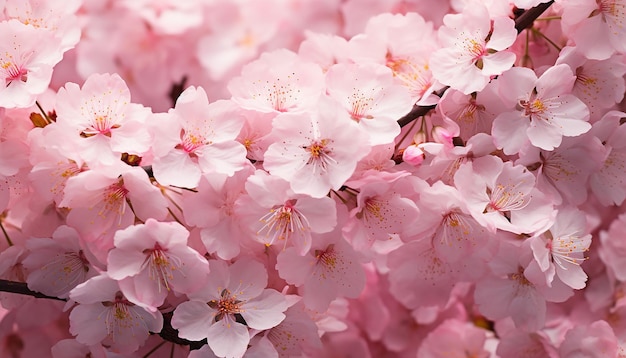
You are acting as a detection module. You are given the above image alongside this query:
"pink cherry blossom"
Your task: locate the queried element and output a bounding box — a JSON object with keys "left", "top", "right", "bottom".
{"left": 197, "top": 1, "right": 283, "bottom": 81}
{"left": 325, "top": 63, "right": 412, "bottom": 145}
{"left": 474, "top": 241, "right": 573, "bottom": 332}
{"left": 527, "top": 208, "right": 591, "bottom": 290}
{"left": 276, "top": 232, "right": 365, "bottom": 312}
{"left": 492, "top": 64, "right": 591, "bottom": 154}
{"left": 22, "top": 225, "right": 96, "bottom": 299}
{"left": 171, "top": 259, "right": 287, "bottom": 358}
{"left": 69, "top": 274, "right": 163, "bottom": 354}
{"left": 417, "top": 319, "right": 490, "bottom": 358}
{"left": 120, "top": 0, "right": 203, "bottom": 35}
{"left": 347, "top": 12, "right": 440, "bottom": 104}
{"left": 263, "top": 97, "right": 370, "bottom": 198}
{"left": 430, "top": 4, "right": 517, "bottom": 94}
{"left": 4, "top": 0, "right": 82, "bottom": 52}
{"left": 589, "top": 111, "right": 626, "bottom": 206}
{"left": 228, "top": 49, "right": 325, "bottom": 114}
{"left": 60, "top": 166, "right": 168, "bottom": 263}
{"left": 516, "top": 135, "right": 605, "bottom": 206}
{"left": 560, "top": 0, "right": 626, "bottom": 60}
{"left": 409, "top": 181, "right": 494, "bottom": 266}
{"left": 238, "top": 170, "right": 337, "bottom": 255}
{"left": 558, "top": 320, "right": 618, "bottom": 358}
{"left": 181, "top": 166, "right": 255, "bottom": 260}
{"left": 0, "top": 19, "right": 62, "bottom": 108}
{"left": 555, "top": 47, "right": 626, "bottom": 120}
{"left": 599, "top": 213, "right": 626, "bottom": 281}
{"left": 344, "top": 179, "right": 419, "bottom": 251}
{"left": 51, "top": 73, "right": 152, "bottom": 168}
{"left": 387, "top": 237, "right": 462, "bottom": 310}
{"left": 151, "top": 87, "right": 248, "bottom": 189}
{"left": 454, "top": 155, "right": 554, "bottom": 234}
{"left": 107, "top": 219, "right": 210, "bottom": 311}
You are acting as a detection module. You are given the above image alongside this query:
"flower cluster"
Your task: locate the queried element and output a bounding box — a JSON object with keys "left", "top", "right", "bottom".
{"left": 1, "top": 0, "right": 626, "bottom": 357}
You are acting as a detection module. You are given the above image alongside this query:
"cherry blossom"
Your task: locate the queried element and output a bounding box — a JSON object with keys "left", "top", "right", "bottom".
{"left": 1, "top": 1, "right": 626, "bottom": 356}
{"left": 0, "top": 20, "right": 62, "bottom": 108}
{"left": 151, "top": 86, "right": 248, "bottom": 189}
{"left": 430, "top": 3, "right": 517, "bottom": 94}
{"left": 68, "top": 274, "right": 163, "bottom": 354}
{"left": 238, "top": 170, "right": 337, "bottom": 255}
{"left": 276, "top": 232, "right": 365, "bottom": 312}
{"left": 50, "top": 73, "right": 152, "bottom": 168}
{"left": 107, "top": 219, "right": 210, "bottom": 311}
{"left": 560, "top": 0, "right": 626, "bottom": 60}
{"left": 263, "top": 96, "right": 370, "bottom": 198}
{"left": 492, "top": 64, "right": 591, "bottom": 154}
{"left": 23, "top": 225, "right": 96, "bottom": 299}
{"left": 171, "top": 259, "right": 287, "bottom": 358}
{"left": 526, "top": 208, "right": 591, "bottom": 290}
{"left": 228, "top": 49, "right": 325, "bottom": 114}
{"left": 454, "top": 155, "right": 554, "bottom": 234}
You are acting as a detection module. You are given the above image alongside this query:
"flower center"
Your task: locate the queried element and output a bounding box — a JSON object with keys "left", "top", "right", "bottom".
{"left": 303, "top": 139, "right": 336, "bottom": 173}
{"left": 257, "top": 200, "right": 310, "bottom": 246}
{"left": 1, "top": 61, "right": 28, "bottom": 87}
{"left": 208, "top": 289, "right": 243, "bottom": 322}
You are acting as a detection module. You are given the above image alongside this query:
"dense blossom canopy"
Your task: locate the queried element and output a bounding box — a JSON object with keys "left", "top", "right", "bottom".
{"left": 1, "top": 0, "right": 626, "bottom": 357}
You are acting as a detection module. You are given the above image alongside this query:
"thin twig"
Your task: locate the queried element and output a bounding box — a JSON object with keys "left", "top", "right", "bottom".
{"left": 0, "top": 220, "right": 13, "bottom": 247}
{"left": 35, "top": 101, "right": 52, "bottom": 124}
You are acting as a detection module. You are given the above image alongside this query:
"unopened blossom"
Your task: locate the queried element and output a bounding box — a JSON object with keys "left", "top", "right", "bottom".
{"left": 172, "top": 259, "right": 287, "bottom": 358}
{"left": 263, "top": 97, "right": 370, "bottom": 198}
{"left": 107, "top": 219, "right": 210, "bottom": 311}
{"left": 492, "top": 64, "right": 591, "bottom": 154}
{"left": 0, "top": 19, "right": 63, "bottom": 108}
{"left": 430, "top": 4, "right": 517, "bottom": 94}
{"left": 69, "top": 275, "right": 163, "bottom": 354}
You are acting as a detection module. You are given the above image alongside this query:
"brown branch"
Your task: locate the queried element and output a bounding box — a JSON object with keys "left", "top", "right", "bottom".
{"left": 397, "top": 1, "right": 555, "bottom": 128}
{"left": 0, "top": 279, "right": 65, "bottom": 301}
{"left": 0, "top": 279, "right": 206, "bottom": 349}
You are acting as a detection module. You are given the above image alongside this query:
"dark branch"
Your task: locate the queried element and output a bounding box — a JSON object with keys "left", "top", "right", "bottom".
{"left": 0, "top": 280, "right": 66, "bottom": 301}
{"left": 514, "top": 1, "right": 555, "bottom": 33}
{"left": 396, "top": 1, "right": 555, "bottom": 128}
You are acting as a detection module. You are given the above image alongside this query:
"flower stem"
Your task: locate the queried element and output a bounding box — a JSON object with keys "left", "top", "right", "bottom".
{"left": 35, "top": 101, "right": 52, "bottom": 124}
{"left": 0, "top": 220, "right": 13, "bottom": 247}
{"left": 531, "top": 27, "right": 562, "bottom": 52}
